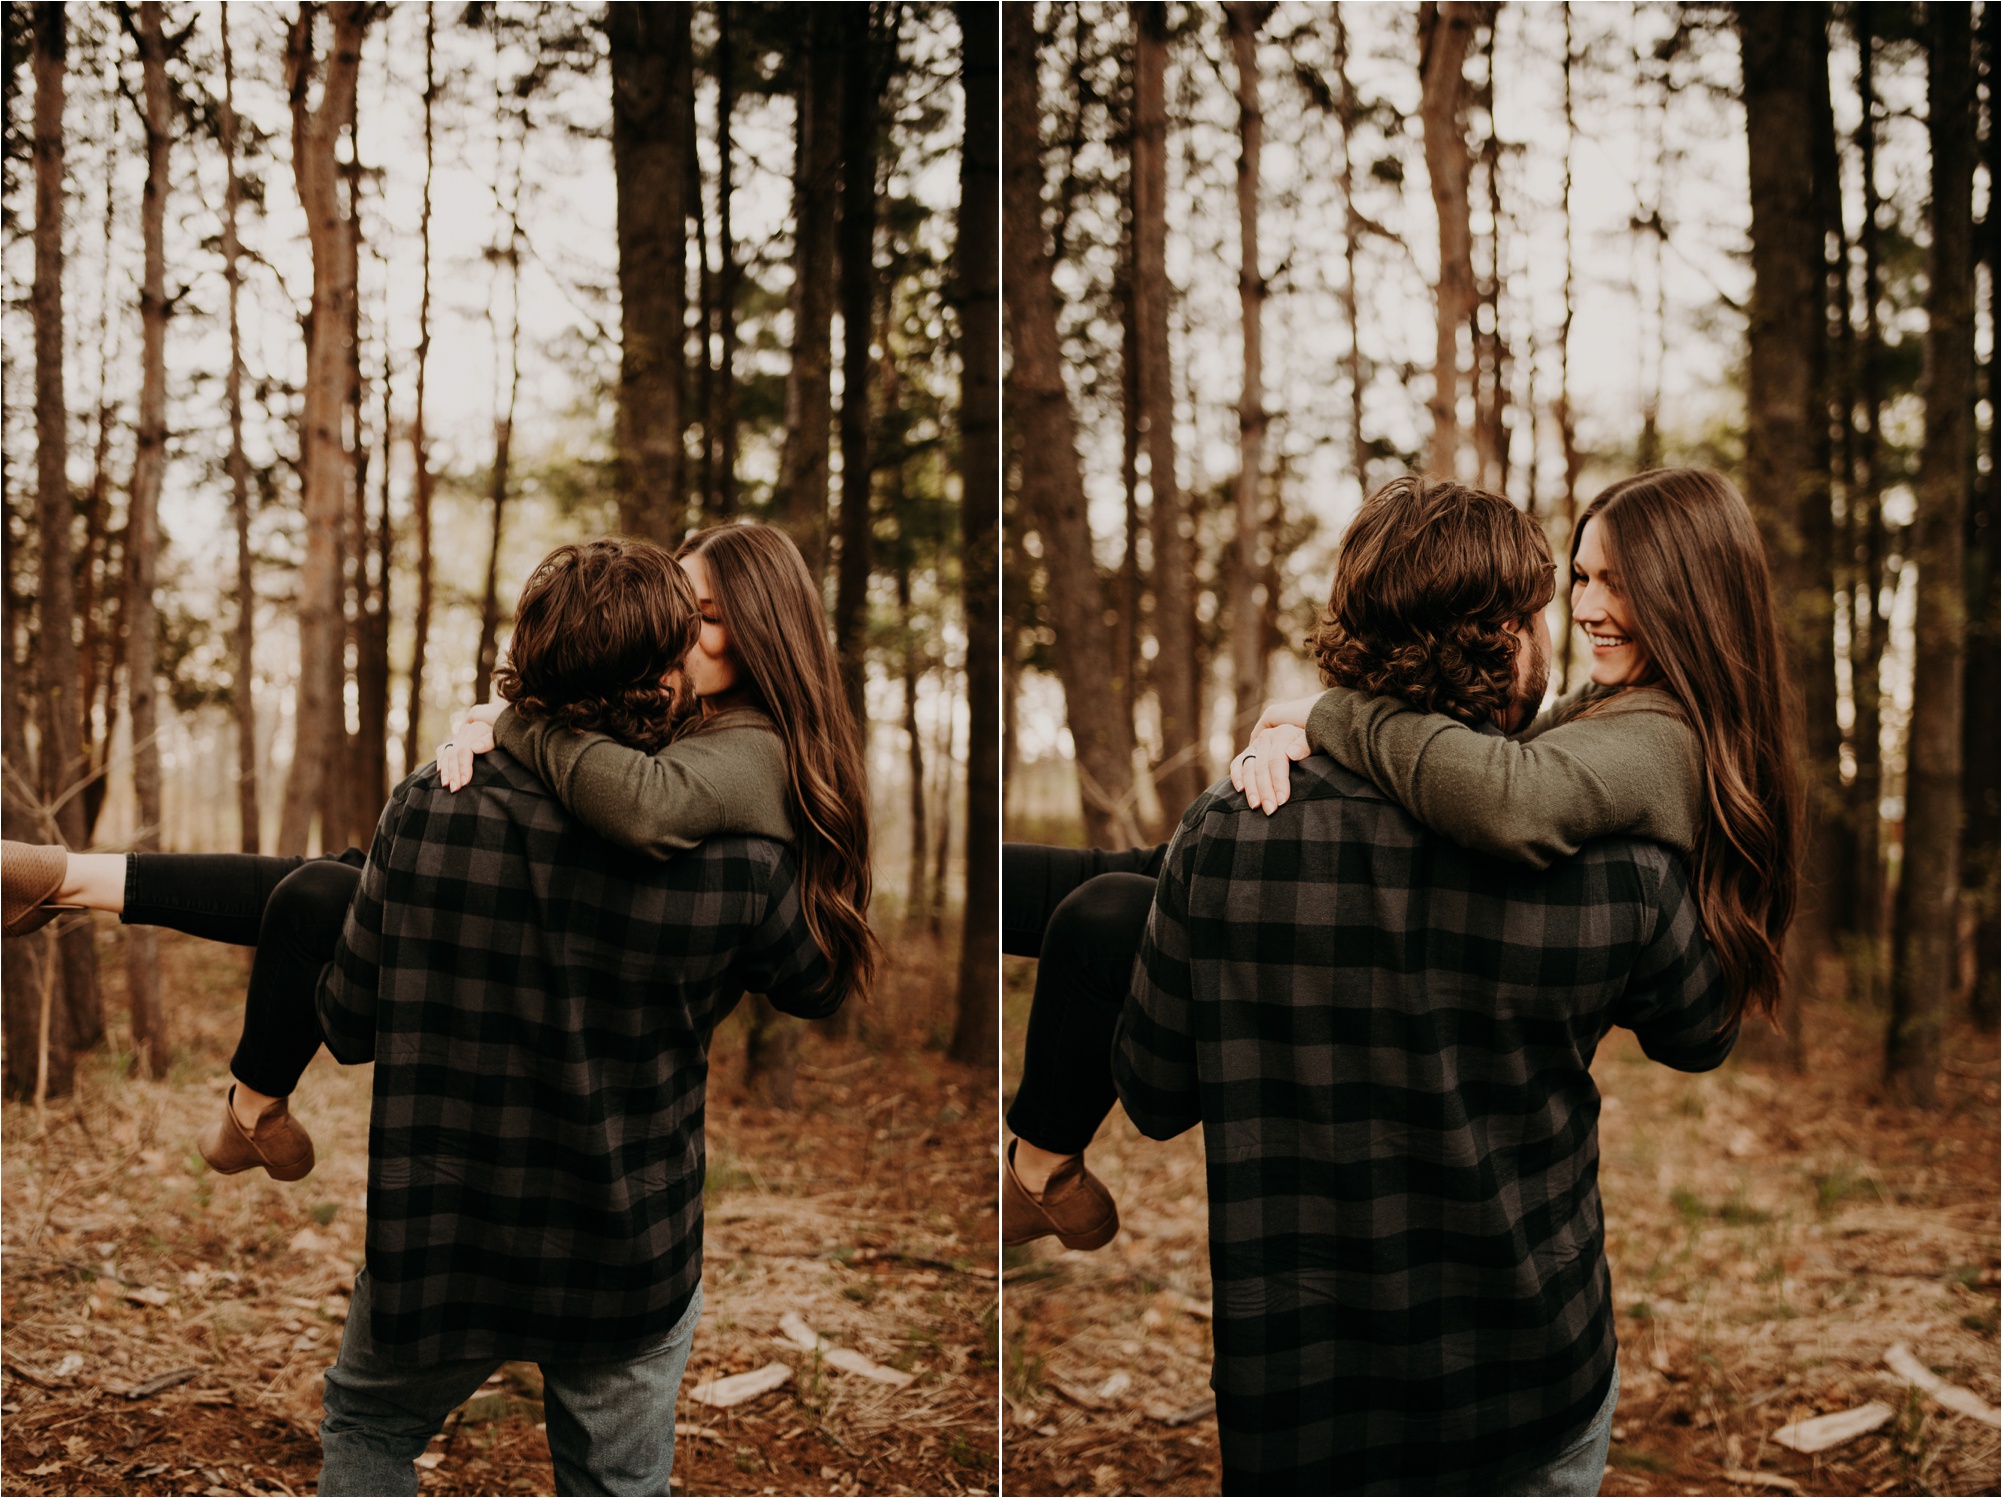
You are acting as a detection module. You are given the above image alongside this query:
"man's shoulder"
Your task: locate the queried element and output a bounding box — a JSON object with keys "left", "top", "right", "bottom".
{"left": 1176, "top": 754, "right": 1398, "bottom": 841}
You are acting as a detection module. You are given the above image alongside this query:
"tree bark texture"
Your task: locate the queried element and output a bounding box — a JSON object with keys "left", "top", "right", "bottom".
{"left": 711, "top": 5, "right": 739, "bottom": 517}
{"left": 778, "top": 6, "right": 843, "bottom": 574}
{"left": 1960, "top": 0, "right": 1998, "bottom": 1029}
{"left": 403, "top": 6, "right": 437, "bottom": 778}
{"left": 1884, "top": 2, "right": 1975, "bottom": 1105}
{"left": 1227, "top": 2, "right": 1269, "bottom": 729}
{"left": 1738, "top": 2, "right": 1841, "bottom": 1042}
{"left": 32, "top": 0, "right": 100, "bottom": 1063}
{"left": 1333, "top": 4, "right": 1370, "bottom": 498}
{"left": 222, "top": 7, "right": 259, "bottom": 854}
{"left": 1132, "top": 0, "right": 1203, "bottom": 819}
{"left": 1419, "top": 1, "right": 1477, "bottom": 480}
{"left": 3, "top": 529, "right": 69, "bottom": 1100}
{"left": 951, "top": 0, "right": 998, "bottom": 1070}
{"left": 608, "top": 1, "right": 691, "bottom": 544}
{"left": 279, "top": 2, "right": 366, "bottom": 857}
{"left": 1003, "top": 4, "right": 1141, "bottom": 848}
{"left": 123, "top": 0, "right": 174, "bottom": 1076}
{"left": 834, "top": 2, "right": 881, "bottom": 729}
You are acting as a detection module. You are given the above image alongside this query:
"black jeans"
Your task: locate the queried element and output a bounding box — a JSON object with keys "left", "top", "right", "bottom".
{"left": 123, "top": 850, "right": 365, "bottom": 1098}
{"left": 1003, "top": 841, "right": 1168, "bottom": 1155}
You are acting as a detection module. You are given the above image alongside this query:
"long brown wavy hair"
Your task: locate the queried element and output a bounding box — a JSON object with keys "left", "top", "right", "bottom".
{"left": 495, "top": 538, "right": 695, "bottom": 754}
{"left": 1311, "top": 475, "right": 1556, "bottom": 724}
{"left": 1566, "top": 469, "right": 1802, "bottom": 1028}
{"left": 676, "top": 523, "right": 881, "bottom": 1006}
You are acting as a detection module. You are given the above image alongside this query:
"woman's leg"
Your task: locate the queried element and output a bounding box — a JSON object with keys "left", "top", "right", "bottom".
{"left": 228, "top": 859, "right": 362, "bottom": 1098}
{"left": 1005, "top": 869, "right": 1161, "bottom": 1165}
{"left": 1002, "top": 842, "right": 1166, "bottom": 958}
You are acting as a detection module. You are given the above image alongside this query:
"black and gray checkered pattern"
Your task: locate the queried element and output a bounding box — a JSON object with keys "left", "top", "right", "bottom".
{"left": 1113, "top": 754, "right": 1733, "bottom": 1493}
{"left": 317, "top": 749, "right": 835, "bottom": 1366}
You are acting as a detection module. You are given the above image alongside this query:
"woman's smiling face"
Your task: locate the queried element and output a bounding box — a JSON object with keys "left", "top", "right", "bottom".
{"left": 680, "top": 551, "right": 741, "bottom": 702}
{"left": 1571, "top": 517, "right": 1651, "bottom": 687}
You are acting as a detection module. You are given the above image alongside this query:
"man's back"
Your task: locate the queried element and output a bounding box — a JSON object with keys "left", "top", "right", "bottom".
{"left": 1115, "top": 755, "right": 1733, "bottom": 1492}
{"left": 317, "top": 750, "right": 833, "bottom": 1366}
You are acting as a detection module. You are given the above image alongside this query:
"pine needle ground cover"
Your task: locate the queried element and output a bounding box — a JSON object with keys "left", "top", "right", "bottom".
{"left": 2, "top": 925, "right": 998, "bottom": 1497}
{"left": 1002, "top": 956, "right": 2000, "bottom": 1496}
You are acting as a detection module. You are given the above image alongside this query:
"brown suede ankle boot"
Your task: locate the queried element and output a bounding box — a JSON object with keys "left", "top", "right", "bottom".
{"left": 1002, "top": 1141, "right": 1119, "bottom": 1250}
{"left": 2, "top": 841, "right": 67, "bottom": 938}
{"left": 198, "top": 1086, "right": 316, "bottom": 1182}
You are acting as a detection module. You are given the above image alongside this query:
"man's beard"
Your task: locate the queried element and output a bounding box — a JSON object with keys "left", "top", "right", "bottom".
{"left": 1513, "top": 627, "right": 1551, "bottom": 733}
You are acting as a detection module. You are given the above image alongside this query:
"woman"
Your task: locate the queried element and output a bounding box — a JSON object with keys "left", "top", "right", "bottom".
{"left": 2, "top": 523, "right": 877, "bottom": 1179}
{"left": 1004, "top": 467, "right": 1801, "bottom": 1248}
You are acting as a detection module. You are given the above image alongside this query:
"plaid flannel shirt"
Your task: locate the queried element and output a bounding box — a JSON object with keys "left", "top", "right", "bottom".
{"left": 1114, "top": 753, "right": 1733, "bottom": 1493}
{"left": 317, "top": 750, "right": 835, "bottom": 1366}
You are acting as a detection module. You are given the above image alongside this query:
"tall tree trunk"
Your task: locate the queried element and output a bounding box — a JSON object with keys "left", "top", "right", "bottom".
{"left": 712, "top": 4, "right": 738, "bottom": 518}
{"left": 32, "top": 0, "right": 98, "bottom": 1066}
{"left": 280, "top": 2, "right": 368, "bottom": 856}
{"left": 473, "top": 232, "right": 521, "bottom": 705}
{"left": 833, "top": 2, "right": 881, "bottom": 728}
{"left": 607, "top": 1, "right": 690, "bottom": 544}
{"left": 1557, "top": 2, "right": 1581, "bottom": 689}
{"left": 79, "top": 146, "right": 120, "bottom": 842}
{"left": 1132, "top": 0, "right": 1202, "bottom": 819}
{"left": 690, "top": 71, "right": 714, "bottom": 521}
{"left": 1117, "top": 210, "right": 1141, "bottom": 738}
{"left": 1003, "top": 4, "right": 1141, "bottom": 848}
{"left": 1226, "top": 1, "right": 1269, "bottom": 731}
{"left": 1885, "top": 2, "right": 1975, "bottom": 1103}
{"left": 222, "top": 8, "right": 259, "bottom": 853}
{"left": 1333, "top": 3, "right": 1369, "bottom": 497}
{"left": 402, "top": 5, "right": 437, "bottom": 776}
{"left": 898, "top": 562, "right": 928, "bottom": 923}
{"left": 1848, "top": 2, "right": 1889, "bottom": 1000}
{"left": 778, "top": 7, "right": 842, "bottom": 573}
{"left": 951, "top": 0, "right": 998, "bottom": 1069}
{"left": 1419, "top": 1, "right": 1478, "bottom": 479}
{"left": 1473, "top": 23, "right": 1510, "bottom": 493}
{"left": 352, "top": 318, "right": 391, "bottom": 830}
{"left": 2, "top": 573, "right": 58, "bottom": 1100}
{"left": 123, "top": 0, "right": 175, "bottom": 1076}
{"left": 1738, "top": 2, "right": 1840, "bottom": 1059}
{"left": 1962, "top": 0, "right": 1999, "bottom": 1030}
{"left": 334, "top": 136, "right": 367, "bottom": 852}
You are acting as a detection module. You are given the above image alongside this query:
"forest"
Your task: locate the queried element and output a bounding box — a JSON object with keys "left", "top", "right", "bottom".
{"left": 2, "top": 0, "right": 1000, "bottom": 1095}
{"left": 1001, "top": 0, "right": 1995, "bottom": 1102}
{"left": 1, "top": 7, "right": 1000, "bottom": 1494}
{"left": 1001, "top": 6, "right": 1996, "bottom": 1494}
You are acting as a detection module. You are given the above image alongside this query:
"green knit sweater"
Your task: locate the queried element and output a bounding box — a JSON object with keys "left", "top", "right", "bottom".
{"left": 494, "top": 705, "right": 794, "bottom": 859}
{"left": 1303, "top": 683, "right": 1702, "bottom": 869}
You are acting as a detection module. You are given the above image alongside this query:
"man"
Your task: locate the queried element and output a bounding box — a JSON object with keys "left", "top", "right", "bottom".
{"left": 311, "top": 538, "right": 836, "bottom": 1496}
{"left": 1114, "top": 478, "right": 1735, "bottom": 1495}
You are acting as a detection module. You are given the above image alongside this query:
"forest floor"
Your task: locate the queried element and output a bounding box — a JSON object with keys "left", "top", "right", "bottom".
{"left": 1001, "top": 957, "right": 2002, "bottom": 1497}
{"left": 0, "top": 923, "right": 998, "bottom": 1497}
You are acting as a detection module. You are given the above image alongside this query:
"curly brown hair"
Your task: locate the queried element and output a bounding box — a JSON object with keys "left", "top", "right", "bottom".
{"left": 493, "top": 538, "right": 698, "bottom": 755}
{"left": 1310, "top": 475, "right": 1555, "bottom": 724}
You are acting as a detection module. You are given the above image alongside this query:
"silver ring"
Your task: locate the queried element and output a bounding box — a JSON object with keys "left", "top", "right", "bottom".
{"left": 441, "top": 741, "right": 454, "bottom": 750}
{"left": 1240, "top": 752, "right": 1257, "bottom": 763}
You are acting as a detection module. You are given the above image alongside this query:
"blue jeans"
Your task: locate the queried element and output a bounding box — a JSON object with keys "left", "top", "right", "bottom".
{"left": 1493, "top": 1362, "right": 1621, "bottom": 1497}
{"left": 319, "top": 1270, "right": 703, "bottom": 1496}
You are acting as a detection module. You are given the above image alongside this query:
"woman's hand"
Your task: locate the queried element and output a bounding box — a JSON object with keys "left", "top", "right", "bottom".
{"left": 1230, "top": 724, "right": 1313, "bottom": 813}
{"left": 1249, "top": 692, "right": 1323, "bottom": 738}
{"left": 436, "top": 717, "right": 497, "bottom": 793}
{"left": 459, "top": 700, "right": 505, "bottom": 727}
